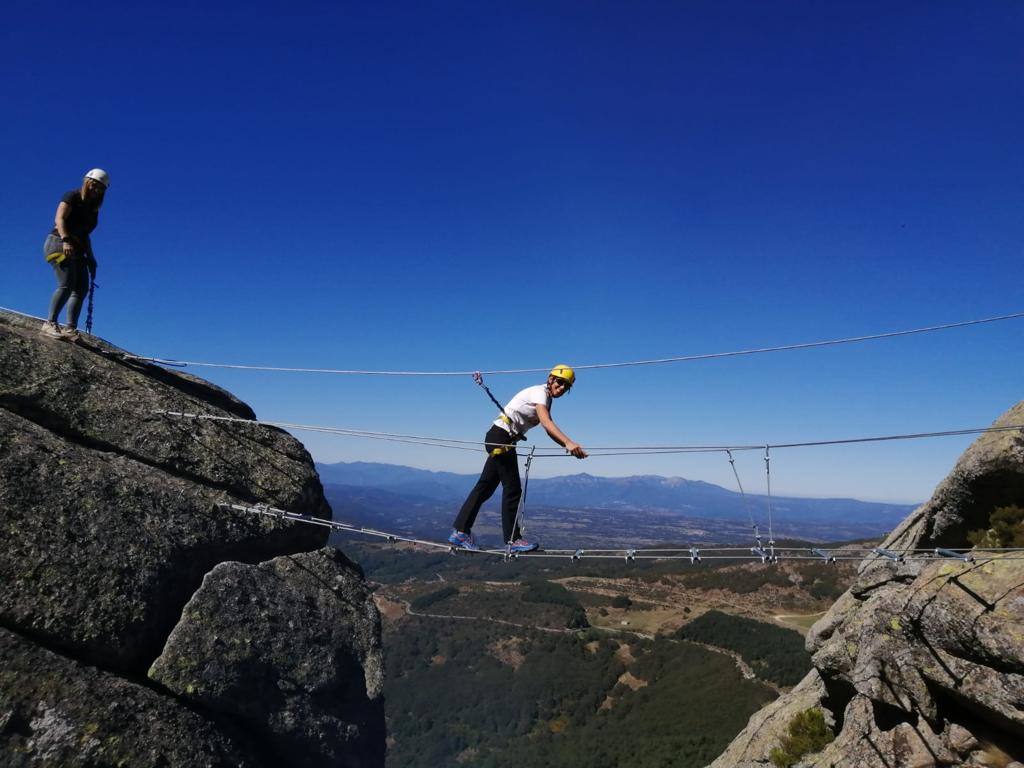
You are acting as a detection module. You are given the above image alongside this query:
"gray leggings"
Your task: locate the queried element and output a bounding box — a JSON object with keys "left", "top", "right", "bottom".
{"left": 44, "top": 235, "right": 90, "bottom": 327}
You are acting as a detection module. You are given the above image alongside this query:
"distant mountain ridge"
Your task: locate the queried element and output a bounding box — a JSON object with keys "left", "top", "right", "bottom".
{"left": 315, "top": 460, "right": 915, "bottom": 527}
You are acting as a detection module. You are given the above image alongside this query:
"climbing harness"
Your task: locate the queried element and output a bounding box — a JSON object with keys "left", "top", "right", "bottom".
{"left": 473, "top": 371, "right": 523, "bottom": 455}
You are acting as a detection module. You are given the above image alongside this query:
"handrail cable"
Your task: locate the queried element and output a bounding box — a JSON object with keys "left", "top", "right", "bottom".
{"left": 99, "top": 309, "right": 1024, "bottom": 375}
{"left": 157, "top": 411, "right": 1024, "bottom": 457}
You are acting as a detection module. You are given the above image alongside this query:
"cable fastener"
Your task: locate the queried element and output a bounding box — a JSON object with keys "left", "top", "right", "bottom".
{"left": 935, "top": 548, "right": 973, "bottom": 563}
{"left": 873, "top": 547, "right": 904, "bottom": 563}
{"left": 812, "top": 548, "right": 836, "bottom": 563}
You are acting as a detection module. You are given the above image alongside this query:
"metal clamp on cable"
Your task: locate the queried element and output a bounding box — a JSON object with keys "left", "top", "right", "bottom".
{"left": 624, "top": 549, "right": 636, "bottom": 563}
{"left": 572, "top": 549, "right": 584, "bottom": 562}
{"left": 873, "top": 547, "right": 904, "bottom": 562}
{"left": 935, "top": 547, "right": 974, "bottom": 563}
{"left": 812, "top": 548, "right": 836, "bottom": 563}
{"left": 689, "top": 547, "right": 701, "bottom": 564}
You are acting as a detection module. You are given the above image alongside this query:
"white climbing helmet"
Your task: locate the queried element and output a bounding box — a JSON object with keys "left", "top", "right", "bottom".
{"left": 84, "top": 168, "right": 110, "bottom": 188}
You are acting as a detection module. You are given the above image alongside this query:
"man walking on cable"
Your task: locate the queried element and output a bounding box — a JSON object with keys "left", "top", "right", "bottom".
{"left": 449, "top": 365, "right": 588, "bottom": 553}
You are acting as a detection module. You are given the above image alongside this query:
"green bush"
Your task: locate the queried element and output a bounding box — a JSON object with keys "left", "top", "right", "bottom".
{"left": 968, "top": 505, "right": 1024, "bottom": 548}
{"left": 566, "top": 607, "right": 590, "bottom": 629}
{"left": 769, "top": 707, "right": 834, "bottom": 768}
{"left": 611, "top": 595, "right": 633, "bottom": 610}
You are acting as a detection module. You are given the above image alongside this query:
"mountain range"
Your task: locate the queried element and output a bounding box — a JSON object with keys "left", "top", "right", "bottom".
{"left": 316, "top": 461, "right": 916, "bottom": 544}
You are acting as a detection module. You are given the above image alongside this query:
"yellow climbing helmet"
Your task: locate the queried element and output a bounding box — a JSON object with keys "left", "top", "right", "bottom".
{"left": 549, "top": 364, "right": 575, "bottom": 387}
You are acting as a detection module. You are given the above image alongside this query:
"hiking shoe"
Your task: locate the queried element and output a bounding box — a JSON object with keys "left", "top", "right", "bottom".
{"left": 448, "top": 530, "right": 480, "bottom": 551}
{"left": 508, "top": 538, "right": 539, "bottom": 553}
{"left": 40, "top": 322, "right": 64, "bottom": 339}
{"left": 60, "top": 326, "right": 81, "bottom": 341}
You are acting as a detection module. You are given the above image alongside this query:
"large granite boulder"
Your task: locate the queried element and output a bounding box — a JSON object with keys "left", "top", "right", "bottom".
{"left": 0, "top": 310, "right": 386, "bottom": 767}
{"left": 710, "top": 401, "right": 1024, "bottom": 768}
{"left": 0, "top": 627, "right": 260, "bottom": 767}
{"left": 0, "top": 311, "right": 328, "bottom": 672}
{"left": 0, "top": 312, "right": 326, "bottom": 512}
{"left": 150, "top": 548, "right": 385, "bottom": 768}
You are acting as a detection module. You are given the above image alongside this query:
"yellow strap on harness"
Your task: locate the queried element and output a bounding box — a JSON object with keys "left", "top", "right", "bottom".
{"left": 46, "top": 251, "right": 66, "bottom": 265}
{"left": 490, "top": 414, "right": 518, "bottom": 455}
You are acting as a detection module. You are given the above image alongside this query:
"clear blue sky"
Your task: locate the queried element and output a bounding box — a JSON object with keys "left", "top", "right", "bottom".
{"left": 3, "top": 1, "right": 1022, "bottom": 503}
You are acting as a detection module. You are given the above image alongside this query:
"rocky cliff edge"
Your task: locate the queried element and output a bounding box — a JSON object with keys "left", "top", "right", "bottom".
{"left": 0, "top": 311, "right": 385, "bottom": 767}
{"left": 710, "top": 401, "right": 1024, "bottom": 768}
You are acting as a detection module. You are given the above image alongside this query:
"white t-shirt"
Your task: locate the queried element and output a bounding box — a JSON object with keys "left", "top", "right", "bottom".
{"left": 494, "top": 384, "right": 551, "bottom": 436}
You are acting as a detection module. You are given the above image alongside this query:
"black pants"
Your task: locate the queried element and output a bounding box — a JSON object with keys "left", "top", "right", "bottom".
{"left": 453, "top": 425, "right": 523, "bottom": 542}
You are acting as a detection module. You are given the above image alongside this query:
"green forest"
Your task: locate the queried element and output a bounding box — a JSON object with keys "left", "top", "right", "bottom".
{"left": 675, "top": 611, "right": 811, "bottom": 687}
{"left": 350, "top": 540, "right": 846, "bottom": 767}
{"left": 383, "top": 617, "right": 777, "bottom": 768}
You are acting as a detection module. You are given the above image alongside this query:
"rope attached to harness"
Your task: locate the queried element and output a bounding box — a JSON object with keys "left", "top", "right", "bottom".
{"left": 473, "top": 371, "right": 523, "bottom": 455}
{"left": 86, "top": 279, "right": 97, "bottom": 335}
{"left": 507, "top": 446, "right": 536, "bottom": 551}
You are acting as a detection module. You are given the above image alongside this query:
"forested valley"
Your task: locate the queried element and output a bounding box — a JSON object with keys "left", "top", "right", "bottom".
{"left": 345, "top": 540, "right": 860, "bottom": 768}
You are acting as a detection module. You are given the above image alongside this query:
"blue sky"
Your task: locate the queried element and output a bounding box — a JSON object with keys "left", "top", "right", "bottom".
{"left": 3, "top": 1, "right": 1022, "bottom": 503}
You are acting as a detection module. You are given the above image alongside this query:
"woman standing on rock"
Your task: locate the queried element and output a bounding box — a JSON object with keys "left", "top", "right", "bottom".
{"left": 41, "top": 169, "right": 109, "bottom": 340}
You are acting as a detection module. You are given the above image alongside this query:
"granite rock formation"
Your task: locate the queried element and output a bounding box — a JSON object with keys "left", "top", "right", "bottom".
{"left": 710, "top": 401, "right": 1024, "bottom": 768}
{"left": 150, "top": 549, "right": 386, "bottom": 768}
{"left": 0, "top": 310, "right": 385, "bottom": 767}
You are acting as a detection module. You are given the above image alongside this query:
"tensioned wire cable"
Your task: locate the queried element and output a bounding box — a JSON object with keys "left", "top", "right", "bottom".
{"left": 120, "top": 310, "right": 1024, "bottom": 374}
{"left": 156, "top": 411, "right": 1024, "bottom": 456}
{"left": 223, "top": 502, "right": 1024, "bottom": 562}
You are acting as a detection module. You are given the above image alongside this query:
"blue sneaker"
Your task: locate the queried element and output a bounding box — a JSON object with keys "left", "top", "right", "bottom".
{"left": 508, "top": 538, "right": 539, "bottom": 553}
{"left": 448, "top": 530, "right": 480, "bottom": 551}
